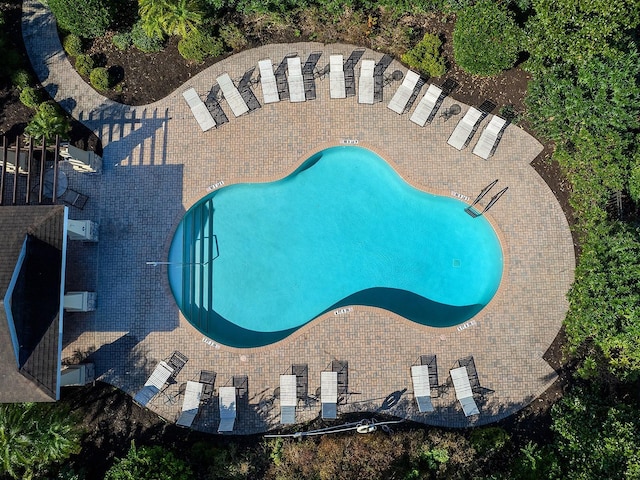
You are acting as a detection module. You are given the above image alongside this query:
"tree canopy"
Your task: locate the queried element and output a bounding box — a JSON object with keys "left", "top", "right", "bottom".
{"left": 0, "top": 403, "right": 82, "bottom": 480}
{"left": 525, "top": 0, "right": 640, "bottom": 74}
{"left": 551, "top": 388, "right": 640, "bottom": 479}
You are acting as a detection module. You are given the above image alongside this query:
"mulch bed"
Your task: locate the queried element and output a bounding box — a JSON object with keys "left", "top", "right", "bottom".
{"left": 1, "top": 3, "right": 575, "bottom": 476}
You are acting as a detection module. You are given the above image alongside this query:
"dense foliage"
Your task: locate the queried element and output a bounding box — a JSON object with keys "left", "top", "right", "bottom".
{"left": 401, "top": 33, "right": 446, "bottom": 77}
{"left": 24, "top": 101, "right": 71, "bottom": 141}
{"left": 524, "top": 0, "right": 640, "bottom": 75}
{"left": 0, "top": 403, "right": 82, "bottom": 479}
{"left": 524, "top": 0, "right": 640, "bottom": 387}
{"left": 104, "top": 442, "right": 193, "bottom": 480}
{"left": 565, "top": 222, "right": 640, "bottom": 381}
{"left": 131, "top": 20, "right": 165, "bottom": 53}
{"left": 139, "top": 0, "right": 204, "bottom": 38}
{"left": 62, "top": 34, "right": 83, "bottom": 57}
{"left": 178, "top": 30, "right": 224, "bottom": 63}
{"left": 453, "top": 0, "right": 523, "bottom": 76}
{"left": 48, "top": 0, "right": 113, "bottom": 38}
{"left": 19, "top": 86, "right": 42, "bottom": 109}
{"left": 526, "top": 45, "right": 640, "bottom": 226}
{"left": 550, "top": 388, "right": 640, "bottom": 479}
{"left": 90, "top": 67, "right": 110, "bottom": 91}
{"left": 74, "top": 54, "right": 95, "bottom": 77}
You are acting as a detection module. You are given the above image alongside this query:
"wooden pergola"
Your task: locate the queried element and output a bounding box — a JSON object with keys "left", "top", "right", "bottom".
{"left": 0, "top": 135, "right": 61, "bottom": 206}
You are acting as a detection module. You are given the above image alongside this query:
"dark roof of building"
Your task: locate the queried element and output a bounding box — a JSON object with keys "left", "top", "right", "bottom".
{"left": 0, "top": 206, "right": 66, "bottom": 402}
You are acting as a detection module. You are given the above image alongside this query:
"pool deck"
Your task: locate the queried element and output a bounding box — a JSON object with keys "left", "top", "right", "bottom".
{"left": 24, "top": 0, "right": 575, "bottom": 432}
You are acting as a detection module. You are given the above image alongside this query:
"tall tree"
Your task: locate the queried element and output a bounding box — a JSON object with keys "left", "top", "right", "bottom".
{"left": 0, "top": 403, "right": 82, "bottom": 479}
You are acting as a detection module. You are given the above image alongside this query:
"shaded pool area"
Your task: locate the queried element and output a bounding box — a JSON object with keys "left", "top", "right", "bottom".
{"left": 168, "top": 146, "right": 503, "bottom": 347}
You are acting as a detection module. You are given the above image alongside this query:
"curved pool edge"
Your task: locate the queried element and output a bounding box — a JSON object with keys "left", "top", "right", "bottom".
{"left": 168, "top": 142, "right": 508, "bottom": 349}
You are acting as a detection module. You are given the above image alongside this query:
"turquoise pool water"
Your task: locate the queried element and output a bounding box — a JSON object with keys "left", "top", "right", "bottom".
{"left": 168, "top": 146, "right": 503, "bottom": 347}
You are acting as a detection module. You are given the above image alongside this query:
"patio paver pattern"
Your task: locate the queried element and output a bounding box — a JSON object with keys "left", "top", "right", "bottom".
{"left": 23, "top": 0, "right": 575, "bottom": 432}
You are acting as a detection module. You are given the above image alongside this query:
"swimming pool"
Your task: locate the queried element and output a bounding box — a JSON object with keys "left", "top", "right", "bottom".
{"left": 168, "top": 146, "right": 503, "bottom": 347}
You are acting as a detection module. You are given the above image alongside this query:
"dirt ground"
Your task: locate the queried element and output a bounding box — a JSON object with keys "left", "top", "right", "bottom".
{"left": 1, "top": 3, "right": 575, "bottom": 477}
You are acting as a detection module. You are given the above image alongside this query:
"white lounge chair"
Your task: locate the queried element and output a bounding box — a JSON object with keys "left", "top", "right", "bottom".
{"left": 450, "top": 366, "right": 480, "bottom": 416}
{"left": 410, "top": 84, "right": 443, "bottom": 126}
{"left": 216, "top": 73, "right": 250, "bottom": 117}
{"left": 258, "top": 59, "right": 280, "bottom": 104}
{"left": 329, "top": 55, "right": 346, "bottom": 99}
{"left": 176, "top": 380, "right": 204, "bottom": 427}
{"left": 387, "top": 70, "right": 421, "bottom": 114}
{"left": 411, "top": 365, "right": 434, "bottom": 412}
{"left": 472, "top": 115, "right": 507, "bottom": 159}
{"left": 447, "top": 107, "right": 486, "bottom": 150}
{"left": 280, "top": 374, "right": 297, "bottom": 424}
{"left": 447, "top": 107, "right": 485, "bottom": 150}
{"left": 182, "top": 88, "right": 216, "bottom": 132}
{"left": 133, "top": 361, "right": 174, "bottom": 407}
{"left": 218, "top": 386, "right": 237, "bottom": 432}
{"left": 358, "top": 60, "right": 375, "bottom": 104}
{"left": 321, "top": 371, "right": 338, "bottom": 419}
{"left": 287, "top": 57, "right": 305, "bottom": 103}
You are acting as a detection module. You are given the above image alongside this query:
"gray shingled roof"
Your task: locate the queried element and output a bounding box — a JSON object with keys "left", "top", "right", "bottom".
{"left": 0, "top": 206, "right": 66, "bottom": 402}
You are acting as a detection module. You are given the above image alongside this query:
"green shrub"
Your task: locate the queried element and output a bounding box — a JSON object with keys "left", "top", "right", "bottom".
{"left": 89, "top": 67, "right": 110, "bottom": 91}
{"left": 470, "top": 426, "right": 510, "bottom": 455}
{"left": 401, "top": 32, "right": 446, "bottom": 77}
{"left": 511, "top": 441, "right": 560, "bottom": 480}
{"left": 131, "top": 21, "right": 164, "bottom": 53}
{"left": 219, "top": 23, "right": 248, "bottom": 51}
{"left": 10, "top": 69, "right": 32, "bottom": 90}
{"left": 19, "top": 86, "right": 42, "bottom": 109}
{"left": 178, "top": 30, "right": 224, "bottom": 63}
{"left": 104, "top": 442, "right": 192, "bottom": 480}
{"left": 48, "top": 0, "right": 112, "bottom": 38}
{"left": 419, "top": 446, "right": 450, "bottom": 470}
{"left": 62, "top": 34, "right": 83, "bottom": 57}
{"left": 453, "top": 0, "right": 523, "bottom": 76}
{"left": 112, "top": 31, "right": 132, "bottom": 51}
{"left": 74, "top": 54, "right": 94, "bottom": 77}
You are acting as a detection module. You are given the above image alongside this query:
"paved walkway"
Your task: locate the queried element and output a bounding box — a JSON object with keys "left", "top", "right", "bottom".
{"left": 24, "top": 1, "right": 575, "bottom": 433}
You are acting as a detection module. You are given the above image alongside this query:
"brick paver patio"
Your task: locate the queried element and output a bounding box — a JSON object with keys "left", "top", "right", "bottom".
{"left": 24, "top": 1, "right": 575, "bottom": 433}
